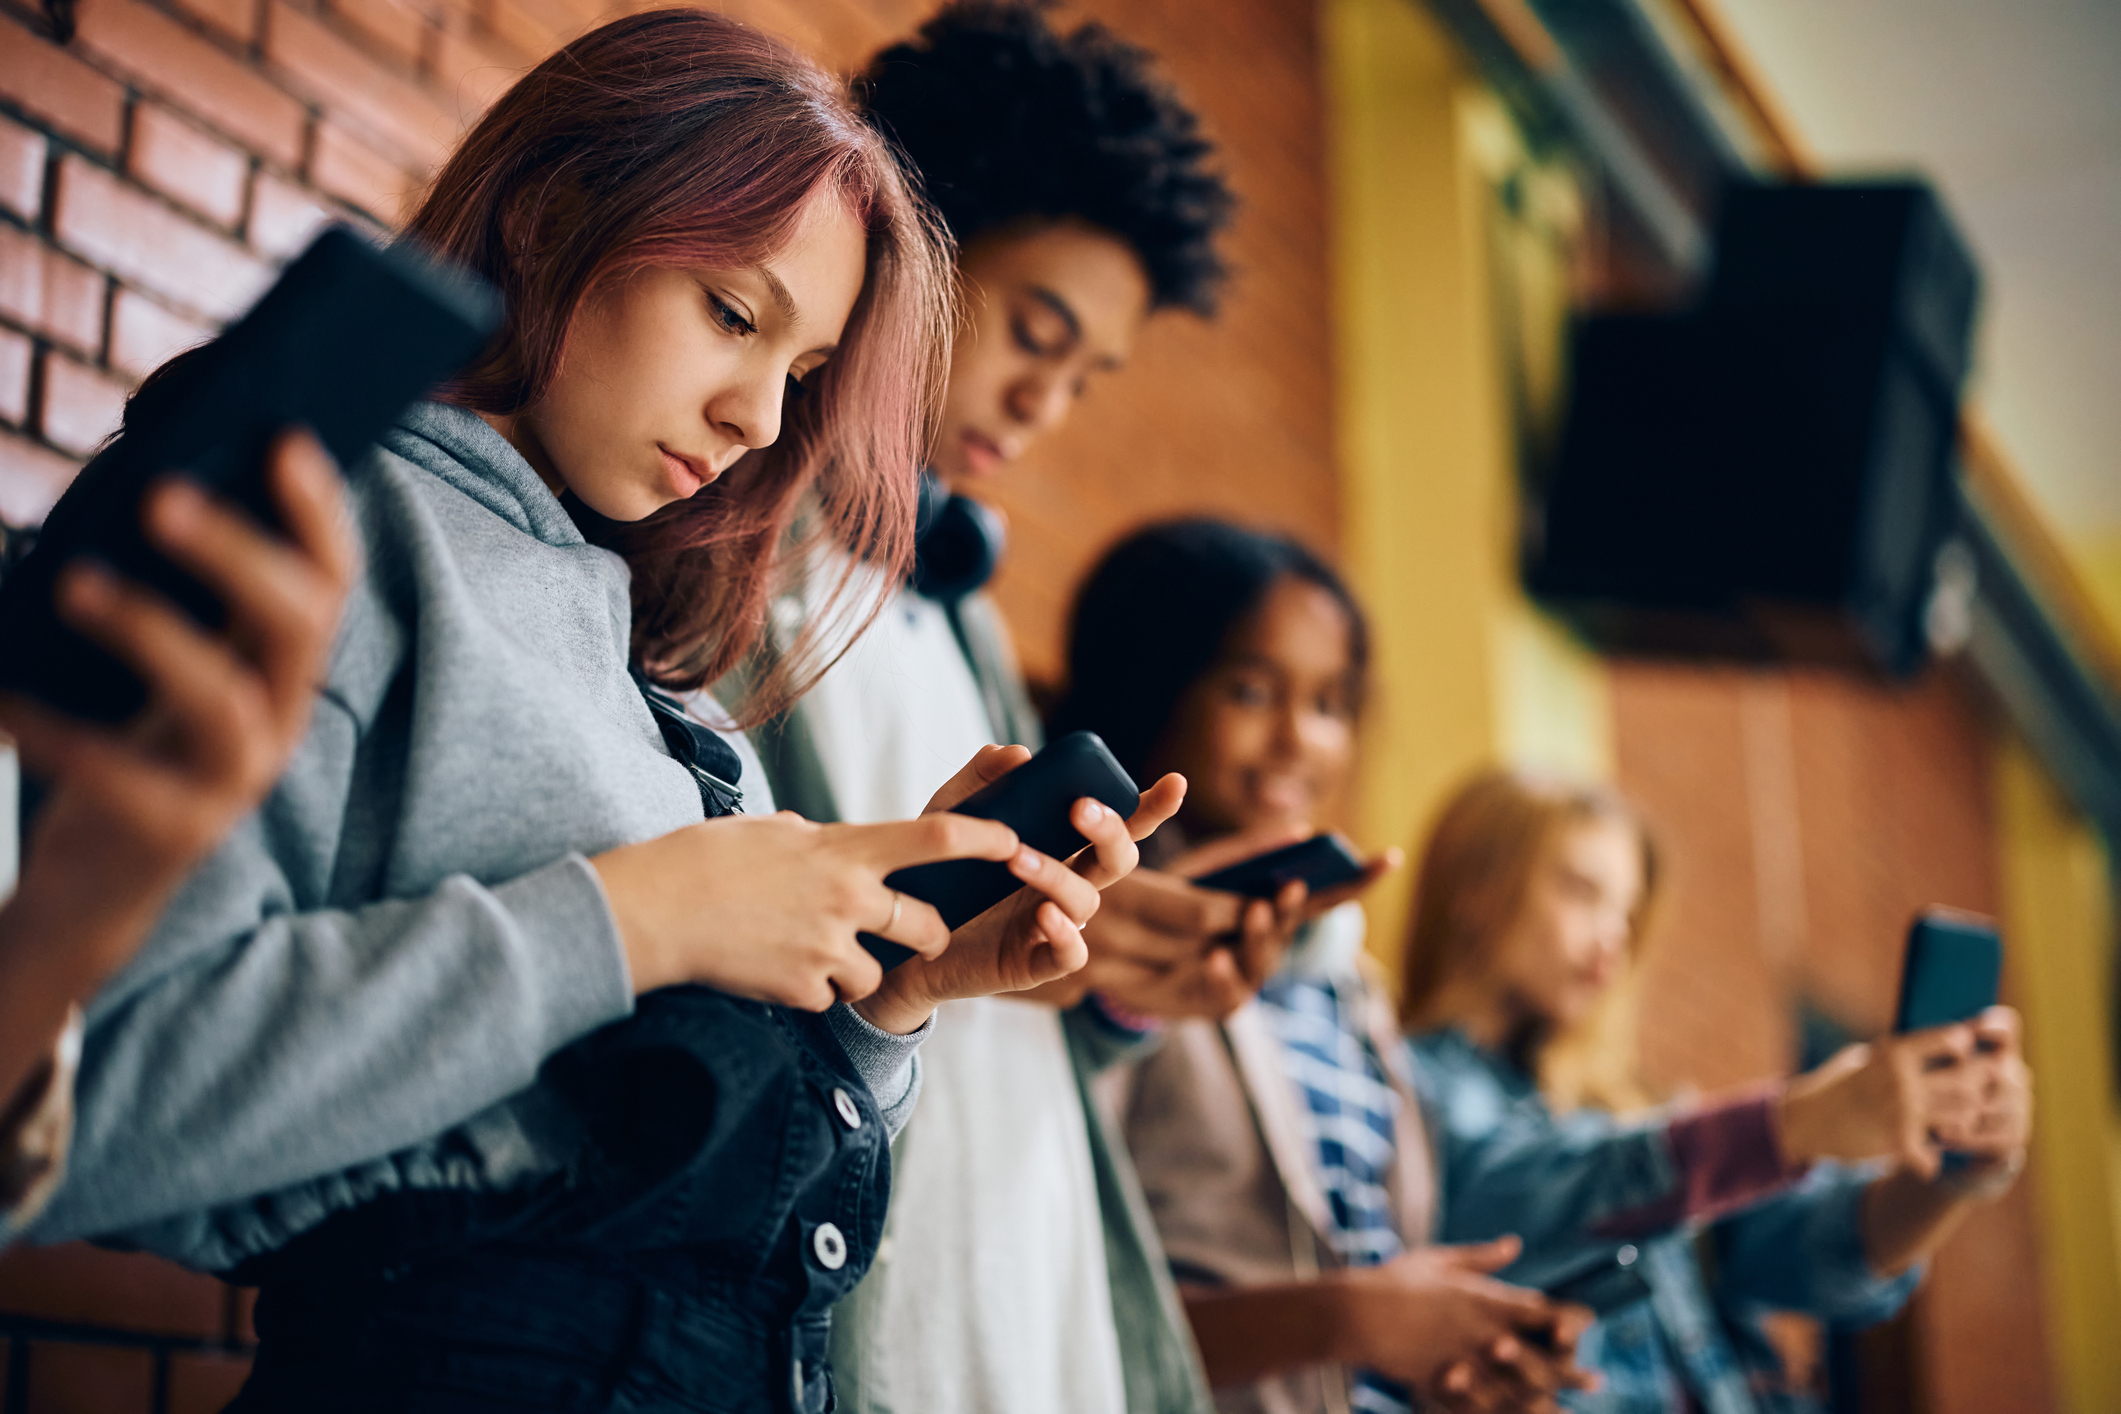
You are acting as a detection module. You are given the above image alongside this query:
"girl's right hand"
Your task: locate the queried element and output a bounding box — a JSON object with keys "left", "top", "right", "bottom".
{"left": 590, "top": 810, "right": 1022, "bottom": 1010}
{"left": 1776, "top": 1013, "right": 2015, "bottom": 1178}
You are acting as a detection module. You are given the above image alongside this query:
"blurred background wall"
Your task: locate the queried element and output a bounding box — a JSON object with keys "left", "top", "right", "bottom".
{"left": 0, "top": 0, "right": 2114, "bottom": 1410}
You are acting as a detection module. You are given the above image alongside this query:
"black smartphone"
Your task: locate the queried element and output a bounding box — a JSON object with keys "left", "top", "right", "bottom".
{"left": 1894, "top": 909, "right": 2003, "bottom": 1173}
{"left": 1190, "top": 832, "right": 1368, "bottom": 900}
{"left": 1894, "top": 909, "right": 2002, "bottom": 1034}
{"left": 1539, "top": 1242, "right": 1650, "bottom": 1317}
{"left": 0, "top": 226, "right": 501, "bottom": 723}
{"left": 860, "top": 731, "right": 1142, "bottom": 971}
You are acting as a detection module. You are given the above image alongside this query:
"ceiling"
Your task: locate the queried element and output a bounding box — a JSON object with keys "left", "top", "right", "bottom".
{"left": 1711, "top": 0, "right": 2121, "bottom": 539}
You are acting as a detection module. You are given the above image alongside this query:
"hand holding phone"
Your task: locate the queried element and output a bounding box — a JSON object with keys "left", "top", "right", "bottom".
{"left": 1779, "top": 910, "right": 2011, "bottom": 1178}
{"left": 847, "top": 740, "right": 1187, "bottom": 1033}
{"left": 859, "top": 732, "right": 1143, "bottom": 970}
{"left": 1894, "top": 909, "right": 2002, "bottom": 1035}
{"left": 0, "top": 227, "right": 499, "bottom": 723}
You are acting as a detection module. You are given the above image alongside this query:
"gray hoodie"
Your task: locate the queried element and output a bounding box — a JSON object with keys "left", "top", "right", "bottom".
{"left": 28, "top": 402, "right": 923, "bottom": 1268}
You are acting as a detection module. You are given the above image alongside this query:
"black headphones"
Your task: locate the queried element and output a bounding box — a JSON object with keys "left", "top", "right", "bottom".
{"left": 912, "top": 469, "right": 1005, "bottom": 603}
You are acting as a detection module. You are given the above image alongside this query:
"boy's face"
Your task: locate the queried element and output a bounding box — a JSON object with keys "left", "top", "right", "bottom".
{"left": 934, "top": 218, "right": 1153, "bottom": 493}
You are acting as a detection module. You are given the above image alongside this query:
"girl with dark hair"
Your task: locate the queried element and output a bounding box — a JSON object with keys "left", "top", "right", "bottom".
{"left": 24, "top": 13, "right": 1178, "bottom": 1410}
{"left": 1066, "top": 518, "right": 1598, "bottom": 1414}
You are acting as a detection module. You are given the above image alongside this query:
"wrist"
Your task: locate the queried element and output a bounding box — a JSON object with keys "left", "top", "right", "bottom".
{"left": 1773, "top": 1079, "right": 1825, "bottom": 1165}
{"left": 1316, "top": 1268, "right": 1369, "bottom": 1366}
{"left": 852, "top": 975, "right": 936, "bottom": 1036}
{"left": 589, "top": 864, "right": 664, "bottom": 996}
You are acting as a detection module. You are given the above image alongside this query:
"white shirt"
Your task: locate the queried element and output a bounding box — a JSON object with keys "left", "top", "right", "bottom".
{"left": 807, "top": 581, "right": 1128, "bottom": 1414}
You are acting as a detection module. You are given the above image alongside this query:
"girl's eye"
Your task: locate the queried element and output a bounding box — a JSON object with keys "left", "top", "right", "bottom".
{"left": 1011, "top": 315, "right": 1066, "bottom": 359}
{"left": 785, "top": 373, "right": 808, "bottom": 404}
{"left": 708, "top": 293, "right": 756, "bottom": 337}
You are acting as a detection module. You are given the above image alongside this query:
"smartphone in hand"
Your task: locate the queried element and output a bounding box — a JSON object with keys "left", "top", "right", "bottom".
{"left": 0, "top": 226, "right": 500, "bottom": 723}
{"left": 1893, "top": 909, "right": 2002, "bottom": 1034}
{"left": 1894, "top": 909, "right": 2003, "bottom": 1170}
{"left": 1190, "top": 832, "right": 1368, "bottom": 900}
{"left": 861, "top": 732, "right": 1141, "bottom": 970}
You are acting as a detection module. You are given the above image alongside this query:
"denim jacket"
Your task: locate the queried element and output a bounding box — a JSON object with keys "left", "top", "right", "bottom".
{"left": 1408, "top": 1029, "right": 1917, "bottom": 1414}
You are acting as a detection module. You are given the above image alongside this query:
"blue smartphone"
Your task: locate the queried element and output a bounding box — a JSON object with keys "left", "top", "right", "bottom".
{"left": 1894, "top": 909, "right": 2002, "bottom": 1034}
{"left": 1894, "top": 909, "right": 2003, "bottom": 1172}
{"left": 859, "top": 732, "right": 1141, "bottom": 971}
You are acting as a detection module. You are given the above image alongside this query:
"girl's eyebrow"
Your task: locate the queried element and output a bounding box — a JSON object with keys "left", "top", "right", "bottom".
{"left": 755, "top": 266, "right": 800, "bottom": 326}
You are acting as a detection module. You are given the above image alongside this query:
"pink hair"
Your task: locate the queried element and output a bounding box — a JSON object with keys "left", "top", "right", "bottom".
{"left": 403, "top": 8, "right": 952, "bottom": 722}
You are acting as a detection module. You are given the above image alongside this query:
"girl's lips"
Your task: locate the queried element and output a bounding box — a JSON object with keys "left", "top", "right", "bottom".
{"left": 959, "top": 429, "right": 1007, "bottom": 477}
{"left": 659, "top": 445, "right": 707, "bottom": 498}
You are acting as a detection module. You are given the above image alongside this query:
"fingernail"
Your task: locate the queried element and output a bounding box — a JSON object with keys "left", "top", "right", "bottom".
{"left": 1016, "top": 846, "right": 1040, "bottom": 872}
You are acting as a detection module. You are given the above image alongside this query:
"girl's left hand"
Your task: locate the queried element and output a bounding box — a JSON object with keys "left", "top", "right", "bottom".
{"left": 851, "top": 745, "right": 1186, "bottom": 1034}
{"left": 1937, "top": 1007, "right": 2033, "bottom": 1200}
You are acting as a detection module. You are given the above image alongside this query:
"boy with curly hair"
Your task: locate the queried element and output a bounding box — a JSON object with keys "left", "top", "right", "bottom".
{"left": 754, "top": 5, "right": 1241, "bottom": 1411}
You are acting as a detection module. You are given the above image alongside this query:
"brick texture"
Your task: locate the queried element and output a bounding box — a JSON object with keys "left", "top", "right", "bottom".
{"left": 130, "top": 102, "right": 253, "bottom": 229}
{"left": 0, "top": 427, "right": 81, "bottom": 524}
{"left": 39, "top": 351, "right": 130, "bottom": 458}
{"left": 430, "top": 22, "right": 530, "bottom": 112}
{"left": 55, "top": 155, "right": 272, "bottom": 321}
{"left": 0, "top": 225, "right": 107, "bottom": 357}
{"left": 109, "top": 288, "right": 214, "bottom": 380}
{"left": 167, "top": 1351, "right": 255, "bottom": 1414}
{"left": 268, "top": 2, "right": 462, "bottom": 168}
{"left": 247, "top": 170, "right": 336, "bottom": 259}
{"left": 22, "top": 1340, "right": 156, "bottom": 1413}
{"left": 310, "top": 120, "right": 411, "bottom": 223}
{"left": 0, "top": 15, "right": 126, "bottom": 155}
{"left": 174, "top": 0, "right": 266, "bottom": 43}
{"left": 330, "top": 0, "right": 431, "bottom": 66}
{"left": 0, "top": 113, "right": 45, "bottom": 222}
{"left": 75, "top": 0, "right": 308, "bottom": 168}
{"left": 0, "top": 1243, "right": 226, "bottom": 1340}
{"left": 0, "top": 325, "right": 31, "bottom": 426}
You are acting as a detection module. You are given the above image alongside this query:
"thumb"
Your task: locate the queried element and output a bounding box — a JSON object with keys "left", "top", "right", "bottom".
{"left": 1434, "top": 1234, "right": 1523, "bottom": 1275}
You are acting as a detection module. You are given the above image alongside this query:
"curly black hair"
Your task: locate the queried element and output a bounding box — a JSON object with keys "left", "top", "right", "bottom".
{"left": 861, "top": 0, "right": 1235, "bottom": 315}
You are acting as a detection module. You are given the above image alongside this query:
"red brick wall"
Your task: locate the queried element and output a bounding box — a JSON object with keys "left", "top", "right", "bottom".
{"left": 1613, "top": 662, "right": 2055, "bottom": 1413}
{"left": 0, "top": 0, "right": 1337, "bottom": 1406}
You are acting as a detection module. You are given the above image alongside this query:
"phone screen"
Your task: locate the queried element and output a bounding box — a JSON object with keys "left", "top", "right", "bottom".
{"left": 1894, "top": 910, "right": 2001, "bottom": 1034}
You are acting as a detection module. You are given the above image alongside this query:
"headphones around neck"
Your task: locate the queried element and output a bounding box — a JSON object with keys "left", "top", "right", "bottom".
{"left": 912, "top": 469, "right": 1005, "bottom": 603}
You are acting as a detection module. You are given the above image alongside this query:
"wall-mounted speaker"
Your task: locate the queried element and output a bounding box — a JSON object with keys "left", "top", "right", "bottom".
{"left": 1526, "top": 181, "right": 1980, "bottom": 675}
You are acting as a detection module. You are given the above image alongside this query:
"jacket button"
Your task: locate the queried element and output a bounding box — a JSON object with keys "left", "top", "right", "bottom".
{"left": 813, "top": 1222, "right": 848, "bottom": 1270}
{"left": 832, "top": 1087, "right": 862, "bottom": 1130}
